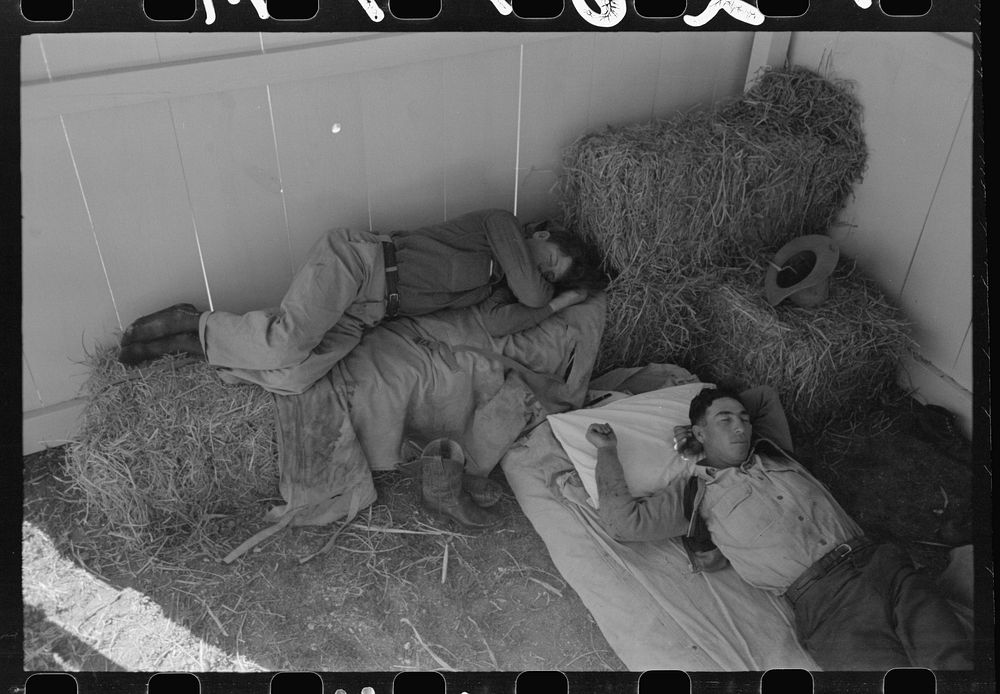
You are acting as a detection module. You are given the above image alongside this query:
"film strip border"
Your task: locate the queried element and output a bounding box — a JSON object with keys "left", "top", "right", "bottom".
{"left": 5, "top": 0, "right": 978, "bottom": 30}
{"left": 3, "top": 5, "right": 985, "bottom": 694}
{"left": 15, "top": 668, "right": 965, "bottom": 694}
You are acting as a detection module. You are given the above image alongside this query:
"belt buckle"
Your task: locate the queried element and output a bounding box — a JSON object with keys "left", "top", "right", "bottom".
{"left": 831, "top": 542, "right": 853, "bottom": 561}
{"left": 386, "top": 292, "right": 400, "bottom": 317}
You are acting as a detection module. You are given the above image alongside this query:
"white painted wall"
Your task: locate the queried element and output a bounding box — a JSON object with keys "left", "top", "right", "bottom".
{"left": 787, "top": 32, "right": 974, "bottom": 437}
{"left": 23, "top": 31, "right": 973, "bottom": 452}
{"left": 21, "top": 31, "right": 755, "bottom": 453}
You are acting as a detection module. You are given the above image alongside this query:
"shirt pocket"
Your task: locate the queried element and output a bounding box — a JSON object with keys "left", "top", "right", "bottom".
{"left": 707, "top": 481, "right": 780, "bottom": 544}
{"left": 445, "top": 253, "right": 493, "bottom": 291}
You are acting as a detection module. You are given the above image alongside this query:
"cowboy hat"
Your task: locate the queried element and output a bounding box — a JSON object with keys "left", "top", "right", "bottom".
{"left": 764, "top": 234, "right": 840, "bottom": 307}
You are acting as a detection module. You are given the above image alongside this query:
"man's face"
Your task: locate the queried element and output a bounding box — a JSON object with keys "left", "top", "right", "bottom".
{"left": 693, "top": 397, "right": 752, "bottom": 467}
{"left": 527, "top": 232, "right": 573, "bottom": 284}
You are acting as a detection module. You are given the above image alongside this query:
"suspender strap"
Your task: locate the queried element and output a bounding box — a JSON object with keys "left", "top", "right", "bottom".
{"left": 382, "top": 241, "right": 400, "bottom": 319}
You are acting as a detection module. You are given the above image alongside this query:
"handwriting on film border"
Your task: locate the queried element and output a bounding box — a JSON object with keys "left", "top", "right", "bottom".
{"left": 203, "top": 0, "right": 876, "bottom": 28}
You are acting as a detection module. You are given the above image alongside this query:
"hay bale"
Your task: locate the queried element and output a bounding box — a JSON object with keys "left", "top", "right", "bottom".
{"left": 689, "top": 259, "right": 912, "bottom": 434}
{"left": 64, "top": 347, "right": 279, "bottom": 556}
{"left": 559, "top": 66, "right": 869, "bottom": 373}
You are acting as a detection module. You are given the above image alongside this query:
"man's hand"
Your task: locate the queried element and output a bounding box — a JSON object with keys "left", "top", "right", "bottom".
{"left": 673, "top": 425, "right": 703, "bottom": 459}
{"left": 548, "top": 288, "right": 588, "bottom": 313}
{"left": 586, "top": 422, "right": 618, "bottom": 450}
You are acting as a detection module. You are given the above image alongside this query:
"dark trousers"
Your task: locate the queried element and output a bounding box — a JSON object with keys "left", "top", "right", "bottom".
{"left": 788, "top": 543, "right": 972, "bottom": 671}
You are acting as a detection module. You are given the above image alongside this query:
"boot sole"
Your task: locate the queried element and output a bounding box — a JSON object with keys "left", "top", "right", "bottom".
{"left": 121, "top": 303, "right": 201, "bottom": 346}
{"left": 419, "top": 500, "right": 502, "bottom": 530}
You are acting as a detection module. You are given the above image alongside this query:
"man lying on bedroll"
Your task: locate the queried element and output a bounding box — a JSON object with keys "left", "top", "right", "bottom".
{"left": 584, "top": 386, "right": 972, "bottom": 671}
{"left": 117, "top": 210, "right": 601, "bottom": 395}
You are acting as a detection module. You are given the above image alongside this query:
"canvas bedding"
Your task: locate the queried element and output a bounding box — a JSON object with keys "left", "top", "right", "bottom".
{"left": 236, "top": 292, "right": 816, "bottom": 669}
{"left": 499, "top": 367, "right": 820, "bottom": 671}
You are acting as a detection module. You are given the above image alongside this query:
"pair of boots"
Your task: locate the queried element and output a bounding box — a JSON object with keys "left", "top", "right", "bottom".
{"left": 118, "top": 303, "right": 205, "bottom": 366}
{"left": 419, "top": 439, "right": 504, "bottom": 530}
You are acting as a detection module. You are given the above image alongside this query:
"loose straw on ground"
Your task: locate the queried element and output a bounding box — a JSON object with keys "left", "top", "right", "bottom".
{"left": 400, "top": 618, "right": 456, "bottom": 671}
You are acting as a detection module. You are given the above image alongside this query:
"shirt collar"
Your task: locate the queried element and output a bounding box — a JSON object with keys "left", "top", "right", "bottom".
{"left": 694, "top": 452, "right": 759, "bottom": 480}
{"left": 695, "top": 450, "right": 800, "bottom": 483}
{"left": 750, "top": 438, "right": 799, "bottom": 470}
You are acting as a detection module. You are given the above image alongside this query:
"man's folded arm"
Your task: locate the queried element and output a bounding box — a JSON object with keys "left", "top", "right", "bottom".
{"left": 478, "top": 285, "right": 554, "bottom": 337}
{"left": 483, "top": 209, "right": 553, "bottom": 308}
{"left": 740, "top": 385, "right": 794, "bottom": 452}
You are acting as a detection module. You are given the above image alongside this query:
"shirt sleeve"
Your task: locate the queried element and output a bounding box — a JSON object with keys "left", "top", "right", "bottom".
{"left": 478, "top": 285, "right": 555, "bottom": 337}
{"left": 595, "top": 445, "right": 690, "bottom": 541}
{"left": 740, "top": 385, "right": 795, "bottom": 452}
{"left": 482, "top": 209, "right": 554, "bottom": 308}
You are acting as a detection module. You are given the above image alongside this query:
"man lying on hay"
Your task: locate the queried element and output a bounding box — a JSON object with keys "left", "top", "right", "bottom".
{"left": 216, "top": 289, "right": 607, "bottom": 562}
{"left": 109, "top": 210, "right": 607, "bottom": 547}
{"left": 584, "top": 386, "right": 972, "bottom": 671}
{"left": 117, "top": 210, "right": 601, "bottom": 395}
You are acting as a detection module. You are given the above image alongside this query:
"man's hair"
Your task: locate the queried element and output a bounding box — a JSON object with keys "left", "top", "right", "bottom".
{"left": 688, "top": 386, "right": 745, "bottom": 426}
{"left": 528, "top": 219, "right": 611, "bottom": 292}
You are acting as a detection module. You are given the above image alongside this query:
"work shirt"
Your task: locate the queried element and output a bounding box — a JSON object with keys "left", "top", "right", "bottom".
{"left": 596, "top": 386, "right": 860, "bottom": 593}
{"left": 694, "top": 447, "right": 862, "bottom": 594}
{"left": 596, "top": 386, "right": 792, "bottom": 543}
{"left": 391, "top": 209, "right": 553, "bottom": 319}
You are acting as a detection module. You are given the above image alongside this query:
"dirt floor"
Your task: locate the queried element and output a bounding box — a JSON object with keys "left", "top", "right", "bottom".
{"left": 20, "top": 387, "right": 974, "bottom": 678}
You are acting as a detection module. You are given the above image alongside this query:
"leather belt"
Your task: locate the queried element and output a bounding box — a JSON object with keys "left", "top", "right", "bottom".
{"left": 785, "top": 535, "right": 875, "bottom": 604}
{"left": 382, "top": 240, "right": 400, "bottom": 319}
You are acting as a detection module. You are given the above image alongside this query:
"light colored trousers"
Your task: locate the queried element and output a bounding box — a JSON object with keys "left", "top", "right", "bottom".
{"left": 198, "top": 228, "right": 388, "bottom": 395}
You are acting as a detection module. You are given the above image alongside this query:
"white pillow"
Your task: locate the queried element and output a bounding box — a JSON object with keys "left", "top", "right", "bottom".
{"left": 546, "top": 382, "right": 709, "bottom": 508}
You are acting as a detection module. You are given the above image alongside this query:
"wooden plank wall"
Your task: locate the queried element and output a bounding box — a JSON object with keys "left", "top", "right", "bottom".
{"left": 787, "top": 32, "right": 975, "bottom": 436}
{"left": 21, "top": 32, "right": 755, "bottom": 453}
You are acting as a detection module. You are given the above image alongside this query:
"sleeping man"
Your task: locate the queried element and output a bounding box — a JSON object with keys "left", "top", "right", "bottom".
{"left": 117, "top": 210, "right": 600, "bottom": 395}
{"left": 584, "top": 385, "right": 972, "bottom": 671}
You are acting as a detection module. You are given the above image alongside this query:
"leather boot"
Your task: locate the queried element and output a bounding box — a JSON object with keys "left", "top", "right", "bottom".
{"left": 118, "top": 332, "right": 205, "bottom": 367}
{"left": 420, "top": 439, "right": 501, "bottom": 529}
{"left": 121, "top": 303, "right": 202, "bottom": 346}
{"left": 463, "top": 474, "right": 503, "bottom": 508}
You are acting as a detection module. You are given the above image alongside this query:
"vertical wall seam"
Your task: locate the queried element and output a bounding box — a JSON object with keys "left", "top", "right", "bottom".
{"left": 513, "top": 43, "right": 524, "bottom": 216}
{"left": 27, "top": 38, "right": 53, "bottom": 405}
{"left": 358, "top": 76, "right": 374, "bottom": 232}
{"left": 23, "top": 350, "right": 44, "bottom": 407}
{"left": 366, "top": 174, "right": 374, "bottom": 232}
{"left": 60, "top": 116, "right": 123, "bottom": 330}
{"left": 265, "top": 84, "right": 294, "bottom": 278}
{"left": 898, "top": 88, "right": 971, "bottom": 299}
{"left": 953, "top": 320, "right": 972, "bottom": 371}
{"left": 442, "top": 59, "right": 448, "bottom": 220}
{"left": 37, "top": 36, "right": 52, "bottom": 81}
{"left": 165, "top": 100, "right": 214, "bottom": 311}
{"left": 586, "top": 34, "right": 596, "bottom": 132}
